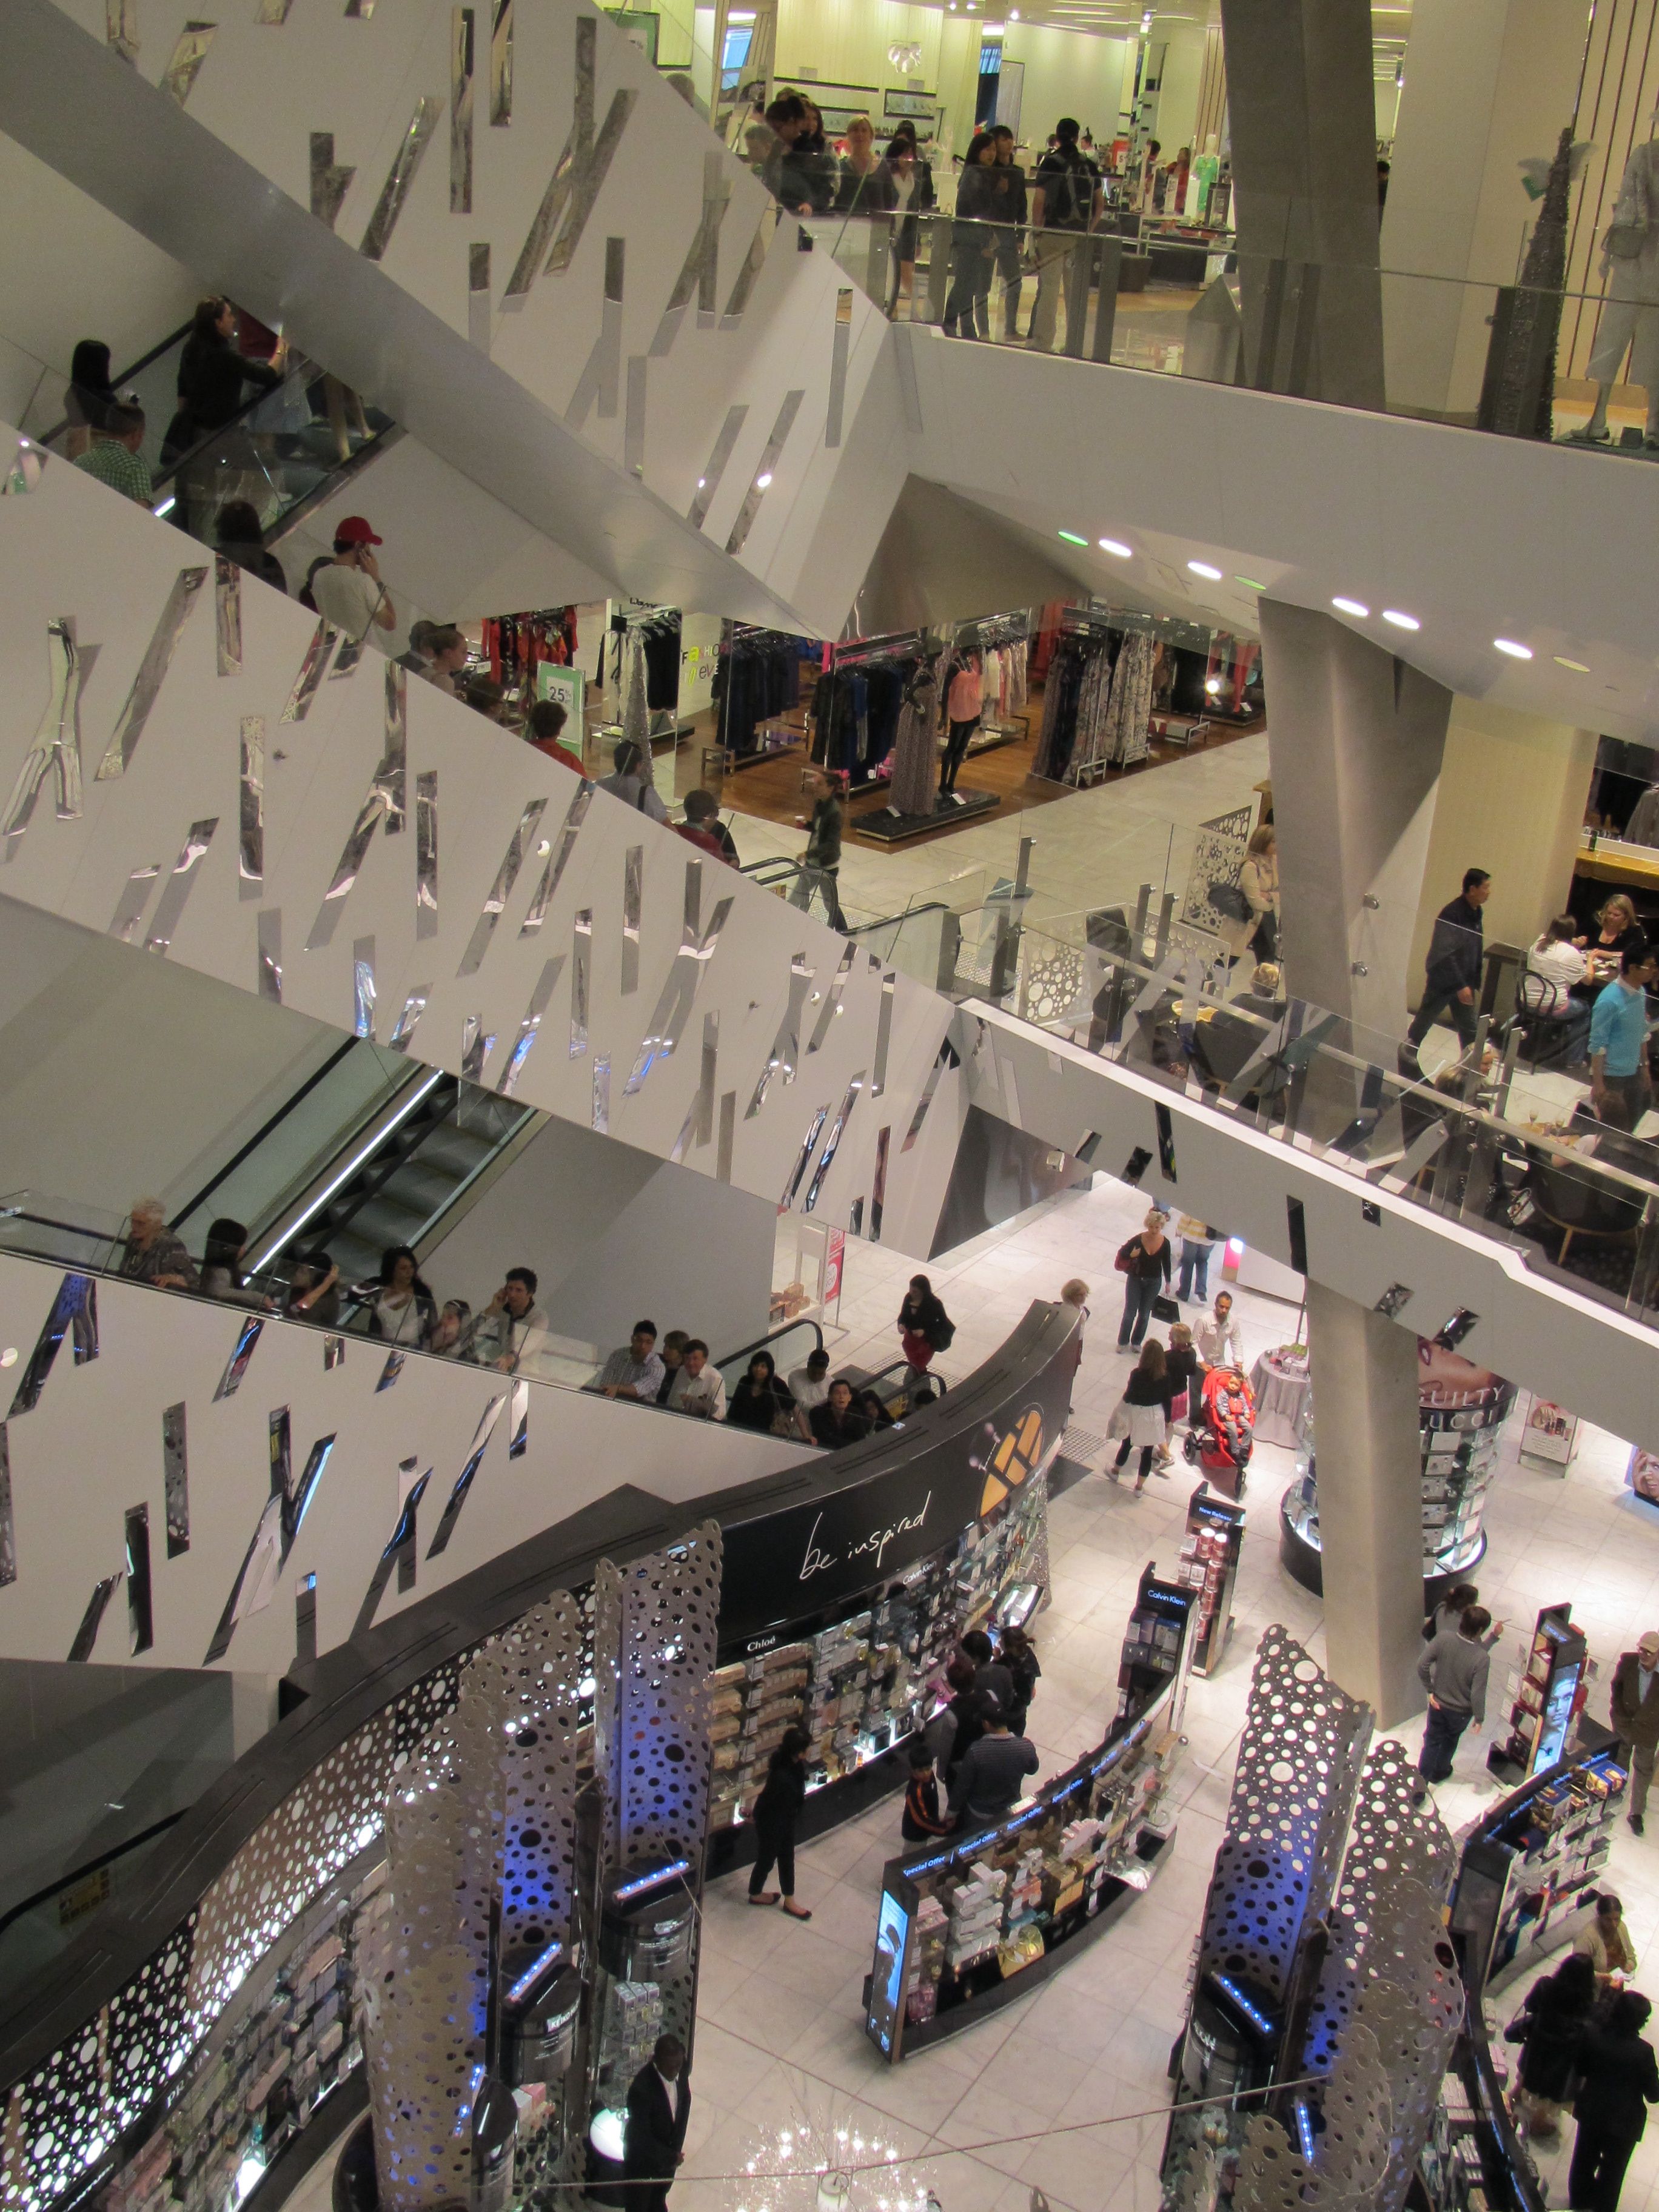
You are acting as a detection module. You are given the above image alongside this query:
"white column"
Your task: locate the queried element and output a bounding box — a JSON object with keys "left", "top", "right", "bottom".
{"left": 1306, "top": 1282, "right": 1426, "bottom": 1727}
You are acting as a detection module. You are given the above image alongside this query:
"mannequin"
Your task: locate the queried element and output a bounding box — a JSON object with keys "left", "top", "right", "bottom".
{"left": 1570, "top": 118, "right": 1659, "bottom": 447}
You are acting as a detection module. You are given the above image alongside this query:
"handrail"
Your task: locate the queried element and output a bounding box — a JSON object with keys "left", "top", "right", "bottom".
{"left": 169, "top": 1036, "right": 361, "bottom": 1232}
{"left": 32, "top": 318, "right": 192, "bottom": 451}
{"left": 0, "top": 1813, "right": 186, "bottom": 1946}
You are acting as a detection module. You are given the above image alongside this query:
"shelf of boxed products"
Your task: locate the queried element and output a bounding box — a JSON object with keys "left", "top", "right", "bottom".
{"left": 99, "top": 1843, "right": 392, "bottom": 2212}
{"left": 707, "top": 1475, "right": 1048, "bottom": 1837}
{"left": 863, "top": 1670, "right": 1186, "bottom": 2062}
{"left": 1176, "top": 1487, "right": 1245, "bottom": 1678}
{"left": 1421, "top": 2072, "right": 1497, "bottom": 2212}
{"left": 862, "top": 1570, "right": 1196, "bottom": 2062}
{"left": 1431, "top": 1745, "right": 1629, "bottom": 2212}
{"left": 1484, "top": 1748, "right": 1625, "bottom": 1986}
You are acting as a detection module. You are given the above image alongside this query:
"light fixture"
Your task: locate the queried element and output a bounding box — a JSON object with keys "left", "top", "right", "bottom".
{"left": 1235, "top": 575, "right": 1266, "bottom": 591}
{"left": 1204, "top": 676, "right": 1222, "bottom": 694}
{"left": 1493, "top": 638, "right": 1533, "bottom": 660}
{"left": 1098, "top": 537, "right": 1132, "bottom": 557}
{"left": 1057, "top": 528, "right": 1089, "bottom": 545}
{"left": 755, "top": 471, "right": 773, "bottom": 488}
{"left": 1331, "top": 595, "right": 1369, "bottom": 617}
{"left": 728, "top": 7, "right": 755, "bottom": 16}
{"left": 153, "top": 497, "right": 176, "bottom": 518}
{"left": 1187, "top": 558, "right": 1222, "bottom": 580}
{"left": 1381, "top": 609, "right": 1419, "bottom": 630}
{"left": 1554, "top": 655, "right": 1590, "bottom": 672}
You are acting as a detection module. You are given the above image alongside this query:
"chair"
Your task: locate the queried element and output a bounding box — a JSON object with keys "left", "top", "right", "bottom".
{"left": 1506, "top": 969, "right": 1584, "bottom": 1074}
{"left": 1531, "top": 1156, "right": 1643, "bottom": 1265}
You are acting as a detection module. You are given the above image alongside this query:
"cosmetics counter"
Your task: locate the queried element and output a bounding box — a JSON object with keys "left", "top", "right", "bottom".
{"left": 0, "top": 1301, "right": 1082, "bottom": 2212}
{"left": 862, "top": 1565, "right": 1197, "bottom": 2062}
{"left": 1436, "top": 1736, "right": 1627, "bottom": 2212}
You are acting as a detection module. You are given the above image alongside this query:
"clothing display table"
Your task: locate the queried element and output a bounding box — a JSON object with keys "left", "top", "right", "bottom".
{"left": 1247, "top": 1345, "right": 1310, "bottom": 1448}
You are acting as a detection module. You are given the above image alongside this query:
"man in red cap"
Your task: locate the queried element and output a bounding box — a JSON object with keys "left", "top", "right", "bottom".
{"left": 310, "top": 515, "right": 397, "bottom": 646}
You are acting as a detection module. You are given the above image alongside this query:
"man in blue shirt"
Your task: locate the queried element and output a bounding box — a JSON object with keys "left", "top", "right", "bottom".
{"left": 1590, "top": 945, "right": 1658, "bottom": 1128}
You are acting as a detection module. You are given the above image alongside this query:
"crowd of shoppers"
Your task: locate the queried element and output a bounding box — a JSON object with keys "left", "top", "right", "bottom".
{"left": 1105, "top": 1285, "right": 1249, "bottom": 1495}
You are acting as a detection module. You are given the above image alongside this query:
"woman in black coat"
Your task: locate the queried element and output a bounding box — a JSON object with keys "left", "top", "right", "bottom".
{"left": 746, "top": 1728, "right": 813, "bottom": 1918}
{"left": 166, "top": 297, "right": 286, "bottom": 459}
{"left": 64, "top": 338, "right": 118, "bottom": 454}
{"left": 1514, "top": 1951, "right": 1596, "bottom": 2139}
{"left": 726, "top": 1351, "right": 799, "bottom": 1435}
{"left": 897, "top": 1274, "right": 952, "bottom": 1389}
{"left": 1569, "top": 1989, "right": 1659, "bottom": 2212}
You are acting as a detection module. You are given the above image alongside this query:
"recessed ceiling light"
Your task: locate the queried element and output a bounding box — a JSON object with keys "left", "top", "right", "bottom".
{"left": 1235, "top": 575, "right": 1266, "bottom": 591}
{"left": 1493, "top": 638, "right": 1532, "bottom": 660}
{"left": 1332, "top": 596, "right": 1369, "bottom": 617}
{"left": 1381, "top": 609, "right": 1419, "bottom": 630}
{"left": 1058, "top": 528, "right": 1089, "bottom": 545}
{"left": 755, "top": 471, "right": 773, "bottom": 488}
{"left": 1553, "top": 655, "right": 1590, "bottom": 672}
{"left": 1187, "top": 559, "right": 1222, "bottom": 580}
{"left": 1099, "top": 537, "right": 1132, "bottom": 558}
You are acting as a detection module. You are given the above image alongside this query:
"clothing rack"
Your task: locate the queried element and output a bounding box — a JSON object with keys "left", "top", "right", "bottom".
{"left": 814, "top": 632, "right": 933, "bottom": 793}
{"left": 717, "top": 623, "right": 815, "bottom": 765}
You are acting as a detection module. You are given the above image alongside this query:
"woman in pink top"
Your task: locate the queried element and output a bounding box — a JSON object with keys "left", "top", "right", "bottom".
{"left": 940, "top": 656, "right": 983, "bottom": 798}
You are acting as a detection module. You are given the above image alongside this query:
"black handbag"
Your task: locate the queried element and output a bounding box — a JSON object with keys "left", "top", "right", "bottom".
{"left": 1208, "top": 880, "right": 1251, "bottom": 922}
{"left": 1152, "top": 1294, "right": 1179, "bottom": 1322}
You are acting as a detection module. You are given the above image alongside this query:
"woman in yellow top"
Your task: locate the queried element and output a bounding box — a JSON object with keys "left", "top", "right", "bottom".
{"left": 1577, "top": 1892, "right": 1639, "bottom": 1985}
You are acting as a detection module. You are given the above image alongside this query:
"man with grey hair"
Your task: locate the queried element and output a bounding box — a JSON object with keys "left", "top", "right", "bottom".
{"left": 119, "top": 1199, "right": 198, "bottom": 1291}
{"left": 1613, "top": 1629, "right": 1659, "bottom": 1835}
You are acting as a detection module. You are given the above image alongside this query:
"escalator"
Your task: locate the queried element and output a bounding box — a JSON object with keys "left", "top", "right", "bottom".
{"left": 169, "top": 1042, "right": 541, "bottom": 1298}
{"left": 36, "top": 320, "right": 401, "bottom": 586}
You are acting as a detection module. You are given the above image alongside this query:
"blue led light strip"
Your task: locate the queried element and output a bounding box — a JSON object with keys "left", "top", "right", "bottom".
{"left": 614, "top": 1857, "right": 691, "bottom": 1902}
{"left": 506, "top": 1938, "right": 563, "bottom": 2005}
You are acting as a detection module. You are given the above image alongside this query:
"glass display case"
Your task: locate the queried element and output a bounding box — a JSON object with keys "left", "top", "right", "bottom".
{"left": 1278, "top": 1346, "right": 1517, "bottom": 1606}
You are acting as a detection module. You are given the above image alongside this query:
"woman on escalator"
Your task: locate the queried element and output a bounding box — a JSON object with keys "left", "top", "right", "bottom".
{"left": 367, "top": 1246, "right": 438, "bottom": 1347}
{"left": 725, "top": 1350, "right": 803, "bottom": 1436}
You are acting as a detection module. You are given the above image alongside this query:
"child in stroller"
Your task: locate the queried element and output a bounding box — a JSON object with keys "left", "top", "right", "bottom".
{"left": 1184, "top": 1363, "right": 1256, "bottom": 1498}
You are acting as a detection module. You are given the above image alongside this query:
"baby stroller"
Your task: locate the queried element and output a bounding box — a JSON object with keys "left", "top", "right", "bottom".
{"left": 1184, "top": 1366, "right": 1256, "bottom": 1499}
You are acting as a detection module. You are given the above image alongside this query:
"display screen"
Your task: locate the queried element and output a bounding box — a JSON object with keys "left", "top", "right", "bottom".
{"left": 1535, "top": 1659, "right": 1582, "bottom": 1772}
{"left": 865, "top": 1889, "right": 912, "bottom": 2057}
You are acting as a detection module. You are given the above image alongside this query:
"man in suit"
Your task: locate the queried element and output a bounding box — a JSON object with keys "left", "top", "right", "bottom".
{"left": 1612, "top": 1631, "right": 1659, "bottom": 1835}
{"left": 625, "top": 2033, "right": 690, "bottom": 2212}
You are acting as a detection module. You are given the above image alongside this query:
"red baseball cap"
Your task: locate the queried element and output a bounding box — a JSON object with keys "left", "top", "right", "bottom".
{"left": 335, "top": 515, "right": 383, "bottom": 545}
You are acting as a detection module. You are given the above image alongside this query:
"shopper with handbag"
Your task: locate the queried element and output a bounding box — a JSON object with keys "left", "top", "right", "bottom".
{"left": 897, "top": 1274, "right": 954, "bottom": 1392}
{"left": 1110, "top": 1339, "right": 1169, "bottom": 1493}
{"left": 1567, "top": 1989, "right": 1659, "bottom": 2212}
{"left": 1509, "top": 1951, "right": 1597, "bottom": 2140}
{"left": 1115, "top": 1209, "right": 1172, "bottom": 1349}
{"left": 1216, "top": 826, "right": 1280, "bottom": 965}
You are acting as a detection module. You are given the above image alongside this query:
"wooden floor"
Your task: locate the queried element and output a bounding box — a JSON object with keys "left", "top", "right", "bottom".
{"left": 659, "top": 688, "right": 1264, "bottom": 856}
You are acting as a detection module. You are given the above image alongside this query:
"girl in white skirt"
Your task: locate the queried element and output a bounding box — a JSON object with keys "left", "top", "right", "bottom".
{"left": 1110, "top": 1339, "right": 1169, "bottom": 1493}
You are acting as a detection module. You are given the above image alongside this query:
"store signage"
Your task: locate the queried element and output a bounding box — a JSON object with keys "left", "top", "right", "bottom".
{"left": 719, "top": 1327, "right": 1076, "bottom": 1644}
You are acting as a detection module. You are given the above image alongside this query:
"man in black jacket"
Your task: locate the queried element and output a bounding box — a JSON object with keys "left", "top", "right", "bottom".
{"left": 1407, "top": 868, "right": 1492, "bottom": 1048}
{"left": 625, "top": 2034, "right": 690, "bottom": 2212}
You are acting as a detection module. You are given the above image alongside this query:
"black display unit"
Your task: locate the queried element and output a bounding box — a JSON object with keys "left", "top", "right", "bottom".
{"left": 860, "top": 1567, "right": 1196, "bottom": 2062}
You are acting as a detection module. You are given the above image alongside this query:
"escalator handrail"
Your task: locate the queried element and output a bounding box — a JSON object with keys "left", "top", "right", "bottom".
{"left": 244, "top": 1063, "right": 454, "bottom": 1275}
{"left": 716, "top": 1316, "right": 826, "bottom": 1374}
{"left": 261, "top": 421, "right": 404, "bottom": 549}
{"left": 0, "top": 1812, "right": 187, "bottom": 1946}
{"left": 169, "top": 1036, "right": 361, "bottom": 1233}
{"left": 32, "top": 320, "right": 193, "bottom": 451}
{"left": 850, "top": 898, "right": 951, "bottom": 936}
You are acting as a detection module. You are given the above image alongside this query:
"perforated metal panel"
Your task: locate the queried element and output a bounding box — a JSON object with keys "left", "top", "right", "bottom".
{"left": 602, "top": 1521, "right": 722, "bottom": 1877}
{"left": 1195, "top": 1624, "right": 1372, "bottom": 2001}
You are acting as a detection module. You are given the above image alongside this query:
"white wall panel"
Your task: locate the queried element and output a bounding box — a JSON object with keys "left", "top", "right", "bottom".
{"left": 0, "top": 443, "right": 956, "bottom": 1249}
{"left": 0, "top": 1244, "right": 809, "bottom": 1675}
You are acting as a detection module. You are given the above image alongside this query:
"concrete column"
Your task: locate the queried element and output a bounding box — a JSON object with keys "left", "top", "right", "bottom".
{"left": 1380, "top": 0, "right": 1589, "bottom": 420}
{"left": 1408, "top": 699, "right": 1598, "bottom": 1010}
{"left": 1261, "top": 598, "right": 1452, "bottom": 1037}
{"left": 1305, "top": 1282, "right": 1426, "bottom": 1726}
{"left": 1216, "top": 0, "right": 1385, "bottom": 406}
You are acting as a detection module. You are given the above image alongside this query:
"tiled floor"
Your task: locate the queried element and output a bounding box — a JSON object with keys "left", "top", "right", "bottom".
{"left": 679, "top": 1175, "right": 1659, "bottom": 2212}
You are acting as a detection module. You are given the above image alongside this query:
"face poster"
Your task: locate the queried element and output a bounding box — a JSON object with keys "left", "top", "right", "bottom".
{"left": 1629, "top": 1450, "right": 1659, "bottom": 1506}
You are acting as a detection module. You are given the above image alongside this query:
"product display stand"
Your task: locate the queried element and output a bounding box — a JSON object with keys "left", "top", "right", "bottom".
{"left": 1444, "top": 1739, "right": 1628, "bottom": 2212}
{"left": 861, "top": 1569, "right": 1195, "bottom": 2062}
{"left": 1487, "top": 1601, "right": 1590, "bottom": 1786}
{"left": 1178, "top": 1486, "right": 1244, "bottom": 1677}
